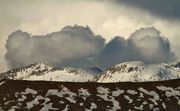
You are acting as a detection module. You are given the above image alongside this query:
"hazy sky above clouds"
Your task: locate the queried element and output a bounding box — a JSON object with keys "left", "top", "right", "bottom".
{"left": 0, "top": 0, "right": 180, "bottom": 72}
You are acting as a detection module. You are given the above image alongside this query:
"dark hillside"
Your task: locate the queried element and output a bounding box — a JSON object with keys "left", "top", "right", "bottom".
{"left": 0, "top": 79, "right": 180, "bottom": 110}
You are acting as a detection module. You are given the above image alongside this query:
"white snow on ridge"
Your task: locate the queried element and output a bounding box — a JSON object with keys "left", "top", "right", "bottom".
{"left": 0, "top": 63, "right": 53, "bottom": 80}
{"left": 96, "top": 61, "right": 180, "bottom": 82}
{"left": 24, "top": 68, "right": 94, "bottom": 82}
{"left": 1, "top": 61, "right": 180, "bottom": 82}
{"left": 114, "top": 61, "right": 145, "bottom": 69}
{"left": 0, "top": 63, "right": 101, "bottom": 82}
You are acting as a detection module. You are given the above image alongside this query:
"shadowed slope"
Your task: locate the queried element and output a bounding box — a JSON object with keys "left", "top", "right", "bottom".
{"left": 0, "top": 79, "right": 180, "bottom": 110}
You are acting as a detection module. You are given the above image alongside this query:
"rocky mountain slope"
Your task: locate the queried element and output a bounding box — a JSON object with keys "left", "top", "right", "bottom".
{"left": 0, "top": 63, "right": 102, "bottom": 82}
{"left": 95, "top": 61, "right": 180, "bottom": 82}
{"left": 1, "top": 62, "right": 180, "bottom": 110}
{"left": 0, "top": 79, "right": 180, "bottom": 110}
{"left": 1, "top": 61, "right": 180, "bottom": 83}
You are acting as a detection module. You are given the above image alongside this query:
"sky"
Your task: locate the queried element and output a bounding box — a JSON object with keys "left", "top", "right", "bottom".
{"left": 0, "top": 0, "right": 180, "bottom": 72}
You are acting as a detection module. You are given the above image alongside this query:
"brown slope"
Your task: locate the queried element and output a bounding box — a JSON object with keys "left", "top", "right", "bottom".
{"left": 0, "top": 79, "right": 180, "bottom": 111}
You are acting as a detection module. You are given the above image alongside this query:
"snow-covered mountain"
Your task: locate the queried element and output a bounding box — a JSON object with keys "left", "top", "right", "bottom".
{"left": 95, "top": 61, "right": 180, "bottom": 82}
{"left": 0, "top": 63, "right": 102, "bottom": 82}
{"left": 1, "top": 61, "right": 180, "bottom": 82}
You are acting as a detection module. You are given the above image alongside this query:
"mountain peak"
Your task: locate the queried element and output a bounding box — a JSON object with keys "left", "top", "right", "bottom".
{"left": 107, "top": 61, "right": 145, "bottom": 74}
{"left": 169, "top": 62, "right": 180, "bottom": 69}
{"left": 0, "top": 62, "right": 54, "bottom": 80}
{"left": 0, "top": 63, "right": 101, "bottom": 82}
{"left": 2, "top": 61, "right": 180, "bottom": 83}
{"left": 115, "top": 61, "right": 145, "bottom": 68}
{"left": 96, "top": 61, "right": 180, "bottom": 82}
{"left": 28, "top": 62, "right": 52, "bottom": 71}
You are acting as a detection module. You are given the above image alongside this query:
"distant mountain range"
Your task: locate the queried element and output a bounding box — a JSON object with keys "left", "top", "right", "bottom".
{"left": 1, "top": 61, "right": 180, "bottom": 82}
{"left": 0, "top": 63, "right": 102, "bottom": 82}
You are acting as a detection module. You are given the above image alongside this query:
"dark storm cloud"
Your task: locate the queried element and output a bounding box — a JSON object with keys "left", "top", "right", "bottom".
{"left": 5, "top": 25, "right": 105, "bottom": 68}
{"left": 115, "top": 0, "right": 180, "bottom": 19}
{"left": 97, "top": 27, "right": 175, "bottom": 69}
{"left": 6, "top": 25, "right": 175, "bottom": 70}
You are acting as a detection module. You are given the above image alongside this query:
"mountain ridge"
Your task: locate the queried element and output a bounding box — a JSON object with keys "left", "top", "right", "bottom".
{"left": 0, "top": 62, "right": 102, "bottom": 82}
{"left": 1, "top": 61, "right": 180, "bottom": 82}
{"left": 95, "top": 61, "right": 180, "bottom": 82}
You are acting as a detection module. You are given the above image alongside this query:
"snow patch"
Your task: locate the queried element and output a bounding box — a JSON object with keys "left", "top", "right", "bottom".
{"left": 0, "top": 81, "right": 5, "bottom": 86}
{"left": 134, "top": 105, "right": 143, "bottom": 110}
{"left": 26, "top": 95, "right": 44, "bottom": 109}
{"left": 124, "top": 95, "right": 133, "bottom": 103}
{"left": 85, "top": 103, "right": 97, "bottom": 111}
{"left": 46, "top": 87, "right": 77, "bottom": 103}
{"left": 127, "top": 90, "right": 138, "bottom": 95}
{"left": 112, "top": 89, "right": 124, "bottom": 97}
{"left": 139, "top": 87, "right": 159, "bottom": 100}
{"left": 78, "top": 88, "right": 91, "bottom": 100}
{"left": 20, "top": 88, "right": 37, "bottom": 95}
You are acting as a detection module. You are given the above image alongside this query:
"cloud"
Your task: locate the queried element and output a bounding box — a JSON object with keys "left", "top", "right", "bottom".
{"left": 114, "top": 0, "right": 180, "bottom": 20}
{"left": 99, "top": 15, "right": 146, "bottom": 40}
{"left": 0, "top": 0, "right": 179, "bottom": 73}
{"left": 128, "top": 27, "right": 175, "bottom": 63}
{"left": 5, "top": 25, "right": 105, "bottom": 68}
{"left": 5, "top": 25, "right": 175, "bottom": 70}
{"left": 97, "top": 27, "right": 175, "bottom": 69}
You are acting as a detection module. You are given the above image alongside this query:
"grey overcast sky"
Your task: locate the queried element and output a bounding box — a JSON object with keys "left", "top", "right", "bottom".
{"left": 0, "top": 0, "right": 180, "bottom": 72}
{"left": 115, "top": 0, "right": 180, "bottom": 20}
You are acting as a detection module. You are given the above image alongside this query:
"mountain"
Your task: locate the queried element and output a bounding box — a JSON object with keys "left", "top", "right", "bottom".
{"left": 1, "top": 79, "right": 180, "bottom": 110}
{"left": 95, "top": 61, "right": 180, "bottom": 82}
{"left": 1, "top": 61, "right": 180, "bottom": 83}
{"left": 0, "top": 63, "right": 102, "bottom": 82}
{"left": 1, "top": 62, "right": 180, "bottom": 110}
